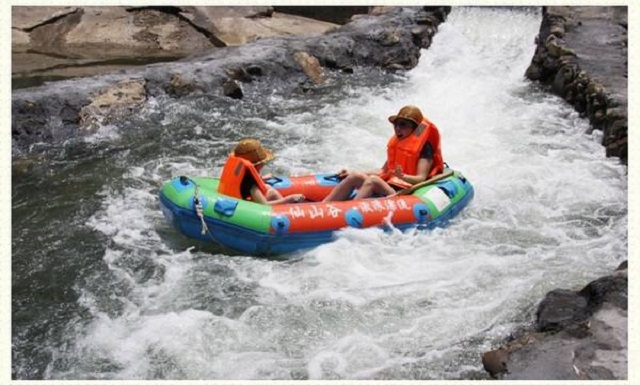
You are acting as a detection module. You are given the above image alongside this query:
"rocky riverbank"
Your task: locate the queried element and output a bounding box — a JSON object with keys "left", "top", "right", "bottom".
{"left": 524, "top": 6, "right": 628, "bottom": 164}
{"left": 482, "top": 6, "right": 628, "bottom": 380}
{"left": 482, "top": 261, "right": 628, "bottom": 380}
{"left": 11, "top": 6, "right": 368, "bottom": 89}
{"left": 11, "top": 6, "right": 450, "bottom": 159}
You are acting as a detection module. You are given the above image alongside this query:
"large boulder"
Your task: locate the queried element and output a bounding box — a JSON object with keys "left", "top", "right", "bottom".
{"left": 482, "top": 261, "right": 628, "bottom": 380}
{"left": 186, "top": 8, "right": 338, "bottom": 46}
{"left": 11, "top": 6, "right": 78, "bottom": 32}
{"left": 11, "top": 6, "right": 341, "bottom": 84}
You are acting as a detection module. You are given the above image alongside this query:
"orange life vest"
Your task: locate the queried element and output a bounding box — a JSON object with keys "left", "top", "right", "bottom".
{"left": 383, "top": 118, "right": 444, "bottom": 189}
{"left": 218, "top": 155, "right": 269, "bottom": 199}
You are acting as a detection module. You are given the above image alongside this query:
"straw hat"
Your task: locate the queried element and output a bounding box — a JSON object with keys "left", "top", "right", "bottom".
{"left": 232, "top": 138, "right": 275, "bottom": 165}
{"left": 388, "top": 105, "right": 424, "bottom": 126}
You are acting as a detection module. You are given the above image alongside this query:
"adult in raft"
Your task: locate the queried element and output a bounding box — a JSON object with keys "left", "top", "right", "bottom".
{"left": 218, "top": 138, "right": 305, "bottom": 204}
{"left": 323, "top": 105, "right": 444, "bottom": 201}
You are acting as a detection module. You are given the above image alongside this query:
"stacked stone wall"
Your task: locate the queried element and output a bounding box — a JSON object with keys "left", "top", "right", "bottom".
{"left": 525, "top": 6, "right": 627, "bottom": 164}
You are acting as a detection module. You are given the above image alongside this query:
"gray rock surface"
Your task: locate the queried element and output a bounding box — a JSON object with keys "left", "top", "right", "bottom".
{"left": 483, "top": 261, "right": 628, "bottom": 380}
{"left": 12, "top": 6, "right": 450, "bottom": 157}
{"left": 11, "top": 6, "right": 340, "bottom": 87}
{"left": 525, "top": 6, "right": 627, "bottom": 163}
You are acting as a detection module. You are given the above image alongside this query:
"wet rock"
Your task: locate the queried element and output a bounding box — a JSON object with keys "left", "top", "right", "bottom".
{"left": 12, "top": 90, "right": 93, "bottom": 154}
{"left": 222, "top": 80, "right": 243, "bottom": 99}
{"left": 524, "top": 62, "right": 541, "bottom": 80}
{"left": 224, "top": 67, "right": 253, "bottom": 83}
{"left": 207, "top": 11, "right": 338, "bottom": 46}
{"left": 167, "top": 73, "right": 201, "bottom": 97}
{"left": 549, "top": 24, "right": 565, "bottom": 37}
{"left": 11, "top": 6, "right": 79, "bottom": 31}
{"left": 482, "top": 261, "right": 628, "bottom": 380}
{"left": 481, "top": 348, "right": 509, "bottom": 376}
{"left": 411, "top": 25, "right": 435, "bottom": 49}
{"left": 178, "top": 6, "right": 274, "bottom": 47}
{"left": 245, "top": 65, "right": 263, "bottom": 77}
{"left": 615, "top": 260, "right": 627, "bottom": 271}
{"left": 423, "top": 6, "right": 451, "bottom": 23}
{"left": 503, "top": 303, "right": 627, "bottom": 380}
{"left": 525, "top": 6, "right": 627, "bottom": 164}
{"left": 536, "top": 289, "right": 589, "bottom": 332}
{"left": 293, "top": 51, "right": 325, "bottom": 85}
{"left": 12, "top": 29, "right": 31, "bottom": 48}
{"left": 579, "top": 274, "right": 627, "bottom": 310}
{"left": 369, "top": 7, "right": 395, "bottom": 16}
{"left": 11, "top": 6, "right": 340, "bottom": 84}
{"left": 78, "top": 78, "right": 147, "bottom": 130}
{"left": 12, "top": 6, "right": 451, "bottom": 155}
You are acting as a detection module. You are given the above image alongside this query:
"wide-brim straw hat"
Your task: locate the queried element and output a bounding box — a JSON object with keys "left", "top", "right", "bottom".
{"left": 232, "top": 138, "right": 275, "bottom": 165}
{"left": 388, "top": 105, "right": 424, "bottom": 126}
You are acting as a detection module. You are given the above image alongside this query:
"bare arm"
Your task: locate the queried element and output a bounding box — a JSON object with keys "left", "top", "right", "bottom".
{"left": 394, "top": 158, "right": 432, "bottom": 185}
{"left": 250, "top": 186, "right": 304, "bottom": 205}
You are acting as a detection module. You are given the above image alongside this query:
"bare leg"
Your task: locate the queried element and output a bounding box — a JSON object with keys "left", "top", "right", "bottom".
{"left": 354, "top": 176, "right": 396, "bottom": 199}
{"left": 265, "top": 187, "right": 283, "bottom": 202}
{"left": 323, "top": 172, "right": 367, "bottom": 202}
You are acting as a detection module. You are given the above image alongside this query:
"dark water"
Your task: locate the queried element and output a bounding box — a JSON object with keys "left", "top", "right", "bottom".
{"left": 11, "top": 65, "right": 402, "bottom": 378}
{"left": 12, "top": 55, "right": 184, "bottom": 90}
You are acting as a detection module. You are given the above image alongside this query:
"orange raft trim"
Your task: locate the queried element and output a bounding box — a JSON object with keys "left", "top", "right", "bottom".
{"left": 269, "top": 195, "right": 423, "bottom": 233}
{"left": 264, "top": 170, "right": 467, "bottom": 234}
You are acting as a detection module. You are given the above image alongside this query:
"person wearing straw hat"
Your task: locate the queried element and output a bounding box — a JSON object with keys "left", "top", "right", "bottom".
{"left": 218, "top": 138, "right": 305, "bottom": 205}
{"left": 323, "top": 105, "right": 444, "bottom": 201}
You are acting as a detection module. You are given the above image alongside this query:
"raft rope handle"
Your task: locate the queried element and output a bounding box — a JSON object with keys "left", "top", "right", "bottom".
{"left": 189, "top": 180, "right": 218, "bottom": 243}
{"left": 192, "top": 184, "right": 208, "bottom": 235}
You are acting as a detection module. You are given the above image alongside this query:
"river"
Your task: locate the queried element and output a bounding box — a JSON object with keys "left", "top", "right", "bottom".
{"left": 11, "top": 7, "right": 627, "bottom": 380}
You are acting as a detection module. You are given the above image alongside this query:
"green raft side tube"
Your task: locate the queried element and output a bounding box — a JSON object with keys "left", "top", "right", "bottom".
{"left": 160, "top": 176, "right": 273, "bottom": 234}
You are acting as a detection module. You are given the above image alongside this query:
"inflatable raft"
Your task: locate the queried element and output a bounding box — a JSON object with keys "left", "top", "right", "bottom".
{"left": 159, "top": 169, "right": 474, "bottom": 255}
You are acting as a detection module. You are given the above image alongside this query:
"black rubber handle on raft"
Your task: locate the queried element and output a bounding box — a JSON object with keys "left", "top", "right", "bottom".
{"left": 265, "top": 176, "right": 284, "bottom": 186}
{"left": 323, "top": 174, "right": 345, "bottom": 183}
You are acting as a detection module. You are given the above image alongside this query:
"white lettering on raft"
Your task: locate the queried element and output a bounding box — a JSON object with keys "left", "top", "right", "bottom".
{"left": 327, "top": 204, "right": 342, "bottom": 218}
{"left": 309, "top": 205, "right": 324, "bottom": 219}
{"left": 287, "top": 199, "right": 412, "bottom": 220}
{"left": 293, "top": 204, "right": 343, "bottom": 219}
{"left": 289, "top": 206, "right": 306, "bottom": 218}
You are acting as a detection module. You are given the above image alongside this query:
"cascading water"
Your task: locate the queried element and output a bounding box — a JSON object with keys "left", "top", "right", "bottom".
{"left": 11, "top": 7, "right": 627, "bottom": 380}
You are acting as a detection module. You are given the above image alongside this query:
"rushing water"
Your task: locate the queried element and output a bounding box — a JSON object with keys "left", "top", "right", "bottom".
{"left": 11, "top": 7, "right": 627, "bottom": 380}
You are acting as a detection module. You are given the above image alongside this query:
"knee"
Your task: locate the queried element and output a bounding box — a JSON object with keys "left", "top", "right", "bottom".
{"left": 265, "top": 188, "right": 282, "bottom": 201}
{"left": 345, "top": 172, "right": 367, "bottom": 185}
{"left": 362, "top": 175, "right": 384, "bottom": 187}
